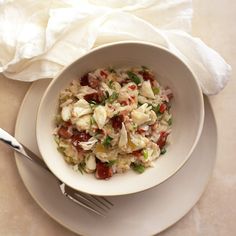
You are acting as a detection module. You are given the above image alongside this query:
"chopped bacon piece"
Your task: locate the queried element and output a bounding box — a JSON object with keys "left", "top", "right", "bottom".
{"left": 88, "top": 76, "right": 100, "bottom": 89}
{"left": 80, "top": 74, "right": 89, "bottom": 86}
{"left": 63, "top": 121, "right": 72, "bottom": 127}
{"left": 58, "top": 126, "right": 72, "bottom": 139}
{"left": 139, "top": 71, "right": 154, "bottom": 82}
{"left": 84, "top": 91, "right": 105, "bottom": 103}
{"left": 156, "top": 132, "right": 169, "bottom": 149}
{"left": 111, "top": 115, "right": 124, "bottom": 130}
{"left": 71, "top": 131, "right": 91, "bottom": 147}
{"left": 80, "top": 73, "right": 100, "bottom": 89}
{"left": 84, "top": 92, "right": 100, "bottom": 103}
{"left": 96, "top": 162, "right": 113, "bottom": 179}
{"left": 100, "top": 70, "right": 108, "bottom": 78}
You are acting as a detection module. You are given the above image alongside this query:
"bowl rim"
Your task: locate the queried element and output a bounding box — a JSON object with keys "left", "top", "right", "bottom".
{"left": 36, "top": 40, "right": 205, "bottom": 196}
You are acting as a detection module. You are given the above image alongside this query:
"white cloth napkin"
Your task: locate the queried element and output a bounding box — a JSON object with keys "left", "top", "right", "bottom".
{"left": 0, "top": 0, "right": 231, "bottom": 95}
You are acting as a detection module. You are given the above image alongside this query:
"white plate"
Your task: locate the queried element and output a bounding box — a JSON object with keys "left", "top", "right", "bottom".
{"left": 14, "top": 79, "right": 217, "bottom": 236}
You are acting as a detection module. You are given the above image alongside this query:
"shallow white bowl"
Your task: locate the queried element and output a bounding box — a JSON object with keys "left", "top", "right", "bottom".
{"left": 36, "top": 41, "right": 204, "bottom": 196}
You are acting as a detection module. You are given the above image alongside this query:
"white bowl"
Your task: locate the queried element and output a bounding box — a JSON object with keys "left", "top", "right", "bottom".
{"left": 36, "top": 41, "right": 204, "bottom": 196}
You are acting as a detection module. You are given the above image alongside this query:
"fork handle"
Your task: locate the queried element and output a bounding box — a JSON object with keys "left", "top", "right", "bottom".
{"left": 0, "top": 128, "right": 50, "bottom": 172}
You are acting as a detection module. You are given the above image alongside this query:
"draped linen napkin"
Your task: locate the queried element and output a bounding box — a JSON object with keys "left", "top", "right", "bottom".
{"left": 0, "top": 0, "right": 231, "bottom": 95}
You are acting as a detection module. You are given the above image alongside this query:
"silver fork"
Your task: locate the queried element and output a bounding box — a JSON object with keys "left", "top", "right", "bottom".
{"left": 0, "top": 128, "right": 113, "bottom": 216}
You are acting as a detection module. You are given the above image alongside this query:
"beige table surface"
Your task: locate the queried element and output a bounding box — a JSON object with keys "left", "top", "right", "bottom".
{"left": 0, "top": 1, "right": 235, "bottom": 235}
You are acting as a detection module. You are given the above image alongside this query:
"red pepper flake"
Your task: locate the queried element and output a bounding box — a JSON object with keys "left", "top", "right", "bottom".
{"left": 132, "top": 150, "right": 143, "bottom": 157}
{"left": 159, "top": 103, "right": 167, "bottom": 113}
{"left": 156, "top": 132, "right": 169, "bottom": 149}
{"left": 96, "top": 162, "right": 113, "bottom": 179}
{"left": 111, "top": 115, "right": 124, "bottom": 130}
{"left": 128, "top": 84, "right": 136, "bottom": 90}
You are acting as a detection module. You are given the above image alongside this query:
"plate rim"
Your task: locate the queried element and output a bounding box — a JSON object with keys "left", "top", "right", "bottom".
{"left": 14, "top": 80, "right": 218, "bottom": 236}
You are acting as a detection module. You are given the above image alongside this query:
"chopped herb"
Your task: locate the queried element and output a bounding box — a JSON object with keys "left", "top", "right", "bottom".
{"left": 102, "top": 136, "right": 113, "bottom": 148}
{"left": 78, "top": 162, "right": 86, "bottom": 174}
{"left": 90, "top": 116, "right": 95, "bottom": 126}
{"left": 108, "top": 67, "right": 116, "bottom": 73}
{"left": 55, "top": 115, "right": 63, "bottom": 125}
{"left": 160, "top": 148, "right": 166, "bottom": 155}
{"left": 100, "top": 99, "right": 106, "bottom": 106}
{"left": 152, "top": 87, "right": 160, "bottom": 95}
{"left": 141, "top": 65, "right": 148, "bottom": 70}
{"left": 127, "top": 71, "right": 141, "bottom": 85}
{"left": 57, "top": 146, "right": 65, "bottom": 154}
{"left": 107, "top": 92, "right": 119, "bottom": 103}
{"left": 54, "top": 135, "right": 60, "bottom": 144}
{"left": 132, "top": 122, "right": 138, "bottom": 130}
{"left": 143, "top": 149, "right": 148, "bottom": 160}
{"left": 132, "top": 163, "right": 145, "bottom": 174}
{"left": 105, "top": 91, "right": 110, "bottom": 98}
{"left": 168, "top": 118, "right": 172, "bottom": 126}
{"left": 106, "top": 160, "right": 117, "bottom": 167}
{"left": 108, "top": 80, "right": 114, "bottom": 88}
{"left": 152, "top": 104, "right": 160, "bottom": 114}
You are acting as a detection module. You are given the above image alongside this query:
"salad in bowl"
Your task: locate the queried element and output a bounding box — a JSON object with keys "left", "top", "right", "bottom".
{"left": 54, "top": 66, "right": 173, "bottom": 179}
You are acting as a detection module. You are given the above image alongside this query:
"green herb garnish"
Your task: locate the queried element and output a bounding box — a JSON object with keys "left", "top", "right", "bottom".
{"left": 152, "top": 104, "right": 160, "bottom": 114}
{"left": 105, "top": 91, "right": 110, "bottom": 98}
{"left": 152, "top": 87, "right": 160, "bottom": 95}
{"left": 107, "top": 92, "right": 119, "bottom": 103}
{"left": 108, "top": 80, "right": 114, "bottom": 88}
{"left": 143, "top": 149, "right": 148, "bottom": 160}
{"left": 90, "top": 116, "right": 95, "bottom": 126}
{"left": 132, "top": 163, "right": 145, "bottom": 174}
{"left": 78, "top": 162, "right": 86, "bottom": 174}
{"left": 55, "top": 115, "right": 63, "bottom": 125}
{"left": 167, "top": 118, "right": 172, "bottom": 126}
{"left": 106, "top": 160, "right": 117, "bottom": 167}
{"left": 138, "top": 102, "right": 143, "bottom": 107}
{"left": 108, "top": 67, "right": 116, "bottom": 73}
{"left": 160, "top": 148, "right": 166, "bottom": 155}
{"left": 127, "top": 71, "right": 141, "bottom": 85}
{"left": 57, "top": 146, "right": 65, "bottom": 154}
{"left": 102, "top": 136, "right": 113, "bottom": 148}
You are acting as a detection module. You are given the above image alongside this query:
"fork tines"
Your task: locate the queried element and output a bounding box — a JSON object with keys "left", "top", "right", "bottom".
{"left": 64, "top": 184, "right": 113, "bottom": 216}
